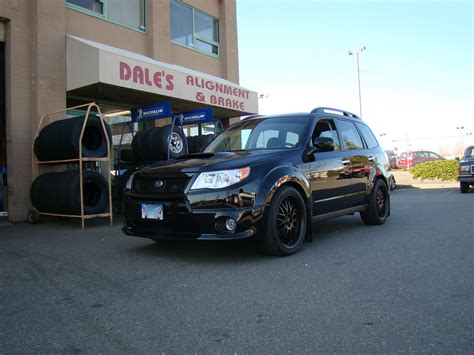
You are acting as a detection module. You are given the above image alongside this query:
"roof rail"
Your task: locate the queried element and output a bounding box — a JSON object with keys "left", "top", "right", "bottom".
{"left": 310, "top": 107, "right": 361, "bottom": 119}
{"left": 241, "top": 114, "right": 264, "bottom": 120}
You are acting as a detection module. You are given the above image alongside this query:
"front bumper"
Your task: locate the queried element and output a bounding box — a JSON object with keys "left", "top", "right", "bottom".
{"left": 122, "top": 196, "right": 264, "bottom": 241}
{"left": 459, "top": 175, "right": 474, "bottom": 184}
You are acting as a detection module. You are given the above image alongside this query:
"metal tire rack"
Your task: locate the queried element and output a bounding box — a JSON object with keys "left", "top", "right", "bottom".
{"left": 30, "top": 102, "right": 113, "bottom": 229}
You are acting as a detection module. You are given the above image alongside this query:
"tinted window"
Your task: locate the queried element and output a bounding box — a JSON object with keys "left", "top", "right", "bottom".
{"left": 336, "top": 120, "right": 364, "bottom": 150}
{"left": 313, "top": 119, "right": 341, "bottom": 151}
{"left": 356, "top": 123, "right": 378, "bottom": 149}
{"left": 464, "top": 147, "right": 474, "bottom": 159}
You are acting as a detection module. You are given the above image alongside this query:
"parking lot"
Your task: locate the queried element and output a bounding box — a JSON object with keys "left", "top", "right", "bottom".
{"left": 1, "top": 186, "right": 473, "bottom": 353}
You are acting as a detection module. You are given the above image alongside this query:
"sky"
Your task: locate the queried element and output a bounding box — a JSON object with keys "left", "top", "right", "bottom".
{"left": 236, "top": 0, "right": 473, "bottom": 155}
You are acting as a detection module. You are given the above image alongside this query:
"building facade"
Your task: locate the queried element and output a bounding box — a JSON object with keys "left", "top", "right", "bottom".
{"left": 0, "top": 0, "right": 257, "bottom": 222}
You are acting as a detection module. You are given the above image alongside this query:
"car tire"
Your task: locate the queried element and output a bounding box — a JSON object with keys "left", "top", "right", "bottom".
{"left": 259, "top": 186, "right": 307, "bottom": 256}
{"left": 389, "top": 175, "right": 396, "bottom": 191}
{"left": 460, "top": 182, "right": 469, "bottom": 193}
{"left": 360, "top": 179, "right": 389, "bottom": 225}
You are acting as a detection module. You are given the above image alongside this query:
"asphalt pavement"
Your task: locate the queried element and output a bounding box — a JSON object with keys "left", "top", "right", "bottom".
{"left": 0, "top": 187, "right": 473, "bottom": 353}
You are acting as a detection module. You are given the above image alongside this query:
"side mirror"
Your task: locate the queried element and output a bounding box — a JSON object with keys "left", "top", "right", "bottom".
{"left": 313, "top": 136, "right": 335, "bottom": 152}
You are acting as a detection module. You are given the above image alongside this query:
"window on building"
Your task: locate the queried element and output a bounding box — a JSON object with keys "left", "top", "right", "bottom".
{"left": 170, "top": 0, "right": 220, "bottom": 56}
{"left": 66, "top": 0, "right": 146, "bottom": 31}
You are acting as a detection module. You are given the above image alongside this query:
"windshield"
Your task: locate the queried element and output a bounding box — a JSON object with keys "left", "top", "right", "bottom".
{"left": 205, "top": 116, "right": 308, "bottom": 153}
{"left": 464, "top": 147, "right": 474, "bottom": 159}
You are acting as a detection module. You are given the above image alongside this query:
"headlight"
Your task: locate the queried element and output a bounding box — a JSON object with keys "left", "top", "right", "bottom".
{"left": 460, "top": 165, "right": 470, "bottom": 172}
{"left": 191, "top": 167, "right": 250, "bottom": 190}
{"left": 125, "top": 173, "right": 135, "bottom": 190}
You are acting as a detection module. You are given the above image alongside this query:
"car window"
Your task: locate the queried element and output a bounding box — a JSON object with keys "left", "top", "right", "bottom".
{"left": 313, "top": 119, "right": 341, "bottom": 151}
{"left": 335, "top": 120, "right": 364, "bottom": 150}
{"left": 465, "top": 147, "right": 474, "bottom": 159}
{"left": 255, "top": 129, "right": 279, "bottom": 148}
{"left": 429, "top": 152, "right": 440, "bottom": 159}
{"left": 356, "top": 123, "right": 378, "bottom": 149}
{"left": 205, "top": 116, "right": 307, "bottom": 152}
{"left": 286, "top": 132, "right": 299, "bottom": 146}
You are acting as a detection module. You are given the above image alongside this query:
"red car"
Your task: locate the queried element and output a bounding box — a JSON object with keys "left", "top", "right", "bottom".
{"left": 397, "top": 150, "right": 445, "bottom": 169}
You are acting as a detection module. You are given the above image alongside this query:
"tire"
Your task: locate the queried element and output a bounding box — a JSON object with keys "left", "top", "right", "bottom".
{"left": 186, "top": 136, "right": 196, "bottom": 154}
{"left": 155, "top": 125, "right": 186, "bottom": 160}
{"left": 131, "top": 129, "right": 151, "bottom": 161}
{"left": 360, "top": 179, "right": 389, "bottom": 225}
{"left": 34, "top": 115, "right": 111, "bottom": 161}
{"left": 460, "top": 182, "right": 469, "bottom": 193}
{"left": 198, "top": 134, "right": 214, "bottom": 152}
{"left": 389, "top": 175, "right": 396, "bottom": 191}
{"left": 258, "top": 186, "right": 307, "bottom": 256}
{"left": 119, "top": 149, "right": 136, "bottom": 162}
{"left": 27, "top": 210, "right": 40, "bottom": 224}
{"left": 30, "top": 171, "right": 109, "bottom": 215}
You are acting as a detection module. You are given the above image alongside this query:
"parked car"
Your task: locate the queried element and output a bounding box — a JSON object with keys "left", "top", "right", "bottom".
{"left": 384, "top": 150, "right": 397, "bottom": 169}
{"left": 459, "top": 145, "right": 474, "bottom": 193}
{"left": 122, "top": 107, "right": 392, "bottom": 256}
{"left": 397, "top": 150, "right": 445, "bottom": 169}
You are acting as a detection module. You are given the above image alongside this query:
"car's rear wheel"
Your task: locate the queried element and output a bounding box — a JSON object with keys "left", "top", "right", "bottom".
{"left": 360, "top": 179, "right": 389, "bottom": 225}
{"left": 259, "top": 186, "right": 307, "bottom": 256}
{"left": 460, "top": 182, "right": 469, "bottom": 193}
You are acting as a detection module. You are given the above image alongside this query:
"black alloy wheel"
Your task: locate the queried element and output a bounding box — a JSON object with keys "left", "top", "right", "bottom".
{"left": 259, "top": 186, "right": 307, "bottom": 256}
{"left": 360, "top": 179, "right": 389, "bottom": 225}
{"left": 276, "top": 196, "right": 302, "bottom": 248}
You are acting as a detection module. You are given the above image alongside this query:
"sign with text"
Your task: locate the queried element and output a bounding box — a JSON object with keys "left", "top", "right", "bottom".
{"left": 67, "top": 36, "right": 258, "bottom": 115}
{"left": 131, "top": 102, "right": 172, "bottom": 122}
{"left": 174, "top": 108, "right": 213, "bottom": 125}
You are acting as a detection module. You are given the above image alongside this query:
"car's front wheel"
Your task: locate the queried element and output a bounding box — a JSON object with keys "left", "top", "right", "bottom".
{"left": 360, "top": 179, "right": 389, "bottom": 225}
{"left": 259, "top": 186, "right": 307, "bottom": 256}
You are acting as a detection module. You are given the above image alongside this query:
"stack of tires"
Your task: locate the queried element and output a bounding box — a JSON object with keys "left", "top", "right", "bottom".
{"left": 30, "top": 115, "right": 111, "bottom": 216}
{"left": 187, "top": 134, "right": 215, "bottom": 154}
{"left": 121, "top": 124, "right": 187, "bottom": 162}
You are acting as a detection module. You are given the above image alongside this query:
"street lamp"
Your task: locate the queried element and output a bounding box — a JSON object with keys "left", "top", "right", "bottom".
{"left": 456, "top": 126, "right": 465, "bottom": 155}
{"left": 347, "top": 46, "right": 366, "bottom": 117}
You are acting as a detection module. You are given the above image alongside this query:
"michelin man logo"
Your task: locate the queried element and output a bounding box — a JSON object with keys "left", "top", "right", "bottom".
{"left": 137, "top": 108, "right": 143, "bottom": 121}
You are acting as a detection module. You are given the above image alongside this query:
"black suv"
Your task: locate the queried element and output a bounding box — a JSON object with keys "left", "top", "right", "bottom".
{"left": 459, "top": 145, "right": 474, "bottom": 193}
{"left": 122, "top": 107, "right": 391, "bottom": 256}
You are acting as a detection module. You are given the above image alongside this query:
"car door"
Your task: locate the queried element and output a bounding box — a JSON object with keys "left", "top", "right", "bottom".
{"left": 334, "top": 119, "right": 370, "bottom": 207}
{"left": 309, "top": 118, "right": 352, "bottom": 216}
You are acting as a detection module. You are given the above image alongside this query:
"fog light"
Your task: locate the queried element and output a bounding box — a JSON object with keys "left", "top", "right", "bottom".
{"left": 225, "top": 217, "right": 237, "bottom": 232}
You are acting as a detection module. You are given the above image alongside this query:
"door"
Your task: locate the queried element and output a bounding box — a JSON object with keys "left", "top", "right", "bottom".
{"left": 334, "top": 119, "right": 370, "bottom": 207}
{"left": 309, "top": 118, "right": 352, "bottom": 216}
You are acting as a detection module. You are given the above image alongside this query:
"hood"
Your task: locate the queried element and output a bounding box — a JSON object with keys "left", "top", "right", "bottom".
{"left": 139, "top": 150, "right": 289, "bottom": 175}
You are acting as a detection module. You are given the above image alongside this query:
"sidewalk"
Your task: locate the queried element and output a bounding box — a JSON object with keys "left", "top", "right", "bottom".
{"left": 392, "top": 170, "right": 459, "bottom": 189}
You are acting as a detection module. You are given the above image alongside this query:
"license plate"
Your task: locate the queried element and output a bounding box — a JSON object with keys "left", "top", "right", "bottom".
{"left": 141, "top": 203, "right": 163, "bottom": 220}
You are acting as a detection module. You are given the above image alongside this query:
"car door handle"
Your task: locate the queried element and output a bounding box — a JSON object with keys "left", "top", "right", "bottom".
{"left": 341, "top": 160, "right": 350, "bottom": 165}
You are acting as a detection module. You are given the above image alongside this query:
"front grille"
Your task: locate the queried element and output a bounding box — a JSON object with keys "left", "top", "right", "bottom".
{"left": 133, "top": 175, "right": 191, "bottom": 194}
{"left": 471, "top": 165, "right": 474, "bottom": 174}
